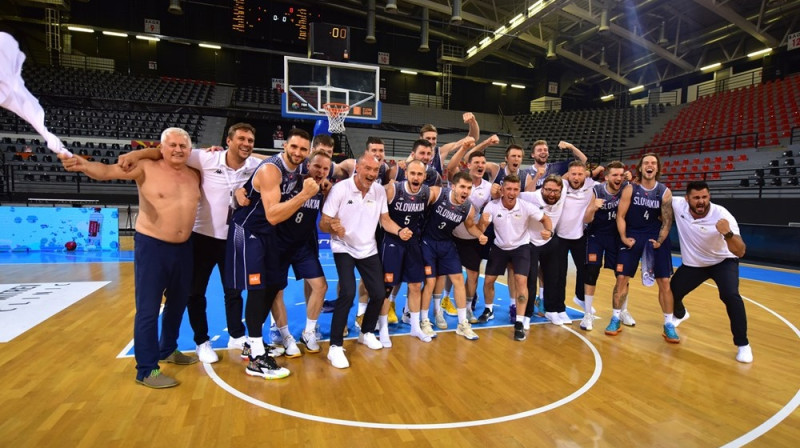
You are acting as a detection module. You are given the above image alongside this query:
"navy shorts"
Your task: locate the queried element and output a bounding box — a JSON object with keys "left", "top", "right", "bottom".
{"left": 225, "top": 223, "right": 292, "bottom": 290}
{"left": 615, "top": 233, "right": 673, "bottom": 279}
{"left": 454, "top": 237, "right": 483, "bottom": 272}
{"left": 586, "top": 233, "right": 620, "bottom": 270}
{"left": 290, "top": 239, "right": 324, "bottom": 280}
{"left": 381, "top": 237, "right": 425, "bottom": 285}
{"left": 485, "top": 244, "right": 530, "bottom": 277}
{"left": 421, "top": 238, "right": 463, "bottom": 277}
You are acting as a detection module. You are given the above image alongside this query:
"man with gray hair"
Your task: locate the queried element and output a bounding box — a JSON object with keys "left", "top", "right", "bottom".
{"left": 60, "top": 128, "right": 202, "bottom": 388}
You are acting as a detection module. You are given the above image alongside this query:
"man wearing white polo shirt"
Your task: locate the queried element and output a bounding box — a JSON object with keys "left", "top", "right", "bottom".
{"left": 320, "top": 154, "right": 409, "bottom": 369}
{"left": 482, "top": 174, "right": 551, "bottom": 341}
{"left": 118, "top": 122, "right": 262, "bottom": 364}
{"left": 550, "top": 161, "right": 595, "bottom": 326}
{"left": 670, "top": 181, "right": 752, "bottom": 363}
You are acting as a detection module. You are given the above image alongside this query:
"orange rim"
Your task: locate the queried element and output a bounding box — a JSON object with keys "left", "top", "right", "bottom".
{"left": 322, "top": 102, "right": 350, "bottom": 117}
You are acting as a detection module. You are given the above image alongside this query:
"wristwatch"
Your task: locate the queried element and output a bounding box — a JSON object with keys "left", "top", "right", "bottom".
{"left": 723, "top": 231, "right": 734, "bottom": 240}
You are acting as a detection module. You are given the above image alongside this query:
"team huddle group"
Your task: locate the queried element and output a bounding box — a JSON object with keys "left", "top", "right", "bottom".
{"left": 58, "top": 112, "right": 753, "bottom": 389}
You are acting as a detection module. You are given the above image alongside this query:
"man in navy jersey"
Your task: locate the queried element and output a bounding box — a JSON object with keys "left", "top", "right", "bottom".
{"left": 581, "top": 161, "right": 629, "bottom": 331}
{"left": 607, "top": 153, "right": 680, "bottom": 343}
{"left": 420, "top": 171, "right": 488, "bottom": 340}
{"left": 380, "top": 159, "right": 433, "bottom": 344}
{"left": 320, "top": 154, "right": 408, "bottom": 369}
{"left": 525, "top": 140, "right": 588, "bottom": 191}
{"left": 419, "top": 112, "right": 479, "bottom": 176}
{"left": 488, "top": 144, "right": 529, "bottom": 193}
{"left": 225, "top": 128, "right": 315, "bottom": 379}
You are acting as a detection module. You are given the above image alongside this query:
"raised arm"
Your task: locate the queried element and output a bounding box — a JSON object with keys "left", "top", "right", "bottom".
{"left": 583, "top": 191, "right": 602, "bottom": 224}
{"left": 117, "top": 147, "right": 161, "bottom": 172}
{"left": 558, "top": 141, "right": 587, "bottom": 164}
{"left": 716, "top": 218, "right": 746, "bottom": 258}
{"left": 438, "top": 114, "right": 477, "bottom": 161}
{"left": 525, "top": 165, "right": 547, "bottom": 192}
{"left": 616, "top": 184, "right": 634, "bottom": 248}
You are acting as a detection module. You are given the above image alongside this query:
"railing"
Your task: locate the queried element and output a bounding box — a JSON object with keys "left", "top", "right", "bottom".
{"left": 696, "top": 70, "right": 762, "bottom": 98}
{"left": 611, "top": 132, "right": 760, "bottom": 162}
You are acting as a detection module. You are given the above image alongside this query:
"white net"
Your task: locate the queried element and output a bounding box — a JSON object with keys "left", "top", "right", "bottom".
{"left": 323, "top": 103, "right": 350, "bottom": 134}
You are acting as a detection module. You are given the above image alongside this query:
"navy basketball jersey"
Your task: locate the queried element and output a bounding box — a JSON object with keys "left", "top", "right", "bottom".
{"left": 277, "top": 189, "right": 324, "bottom": 245}
{"left": 431, "top": 145, "right": 444, "bottom": 176}
{"left": 423, "top": 188, "right": 473, "bottom": 241}
{"left": 586, "top": 183, "right": 623, "bottom": 236}
{"left": 626, "top": 182, "right": 668, "bottom": 234}
{"left": 533, "top": 161, "right": 570, "bottom": 189}
{"left": 231, "top": 154, "right": 301, "bottom": 235}
{"left": 493, "top": 166, "right": 528, "bottom": 191}
{"left": 386, "top": 181, "right": 430, "bottom": 243}
{"left": 394, "top": 164, "right": 441, "bottom": 187}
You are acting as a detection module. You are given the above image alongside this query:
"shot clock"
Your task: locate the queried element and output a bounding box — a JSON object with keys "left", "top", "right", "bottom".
{"left": 309, "top": 22, "right": 351, "bottom": 61}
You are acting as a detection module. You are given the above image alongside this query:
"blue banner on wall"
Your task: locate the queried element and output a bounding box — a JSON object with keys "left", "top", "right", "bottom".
{"left": 0, "top": 207, "right": 120, "bottom": 252}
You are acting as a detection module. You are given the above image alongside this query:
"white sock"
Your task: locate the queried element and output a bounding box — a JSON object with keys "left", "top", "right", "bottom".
{"left": 433, "top": 294, "right": 443, "bottom": 314}
{"left": 379, "top": 315, "right": 389, "bottom": 338}
{"left": 421, "top": 308, "right": 429, "bottom": 320}
{"left": 357, "top": 301, "right": 367, "bottom": 316}
{"left": 279, "top": 325, "right": 290, "bottom": 339}
{"left": 410, "top": 311, "right": 421, "bottom": 331}
{"left": 457, "top": 307, "right": 466, "bottom": 323}
{"left": 516, "top": 314, "right": 524, "bottom": 323}
{"left": 538, "top": 287, "right": 544, "bottom": 299}
{"left": 664, "top": 313, "right": 673, "bottom": 324}
{"left": 523, "top": 316, "right": 531, "bottom": 327}
{"left": 304, "top": 319, "right": 317, "bottom": 334}
{"left": 486, "top": 303, "right": 494, "bottom": 312}
{"left": 612, "top": 309, "right": 621, "bottom": 319}
{"left": 584, "top": 295, "right": 594, "bottom": 313}
{"left": 249, "top": 338, "right": 265, "bottom": 357}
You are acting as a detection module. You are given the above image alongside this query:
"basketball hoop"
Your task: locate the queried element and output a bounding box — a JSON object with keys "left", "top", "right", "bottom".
{"left": 322, "top": 102, "right": 350, "bottom": 134}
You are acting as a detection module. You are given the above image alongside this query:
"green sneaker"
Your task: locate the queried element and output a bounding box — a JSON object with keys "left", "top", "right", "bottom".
{"left": 162, "top": 350, "right": 199, "bottom": 365}
{"left": 136, "top": 369, "right": 179, "bottom": 389}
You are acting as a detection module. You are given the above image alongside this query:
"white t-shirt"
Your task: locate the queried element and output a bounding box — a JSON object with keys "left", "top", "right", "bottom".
{"left": 322, "top": 176, "right": 388, "bottom": 259}
{"left": 452, "top": 178, "right": 492, "bottom": 240}
{"left": 520, "top": 189, "right": 564, "bottom": 247}
{"left": 484, "top": 198, "right": 544, "bottom": 250}
{"left": 672, "top": 196, "right": 740, "bottom": 267}
{"left": 187, "top": 149, "right": 262, "bottom": 240}
{"left": 555, "top": 178, "right": 595, "bottom": 240}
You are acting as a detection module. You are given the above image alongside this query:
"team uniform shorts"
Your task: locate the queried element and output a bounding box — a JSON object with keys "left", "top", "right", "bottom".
{"left": 381, "top": 237, "right": 425, "bottom": 285}
{"left": 225, "top": 223, "right": 293, "bottom": 291}
{"left": 586, "top": 233, "right": 621, "bottom": 269}
{"left": 421, "top": 238, "right": 463, "bottom": 278}
{"left": 615, "top": 232, "right": 673, "bottom": 278}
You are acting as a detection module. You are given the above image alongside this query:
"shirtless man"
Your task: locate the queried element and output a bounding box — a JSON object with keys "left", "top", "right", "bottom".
{"left": 60, "top": 128, "right": 201, "bottom": 389}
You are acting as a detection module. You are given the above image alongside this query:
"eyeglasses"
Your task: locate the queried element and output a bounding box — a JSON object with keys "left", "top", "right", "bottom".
{"left": 542, "top": 188, "right": 561, "bottom": 194}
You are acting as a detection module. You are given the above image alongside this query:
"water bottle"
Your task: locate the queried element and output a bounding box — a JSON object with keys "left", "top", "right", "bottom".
{"left": 87, "top": 207, "right": 103, "bottom": 250}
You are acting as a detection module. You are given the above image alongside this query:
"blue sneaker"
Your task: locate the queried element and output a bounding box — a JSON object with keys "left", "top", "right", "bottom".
{"left": 321, "top": 299, "right": 337, "bottom": 313}
{"left": 269, "top": 324, "right": 282, "bottom": 345}
{"left": 604, "top": 316, "right": 622, "bottom": 335}
{"left": 663, "top": 322, "right": 680, "bottom": 343}
{"left": 533, "top": 296, "right": 545, "bottom": 317}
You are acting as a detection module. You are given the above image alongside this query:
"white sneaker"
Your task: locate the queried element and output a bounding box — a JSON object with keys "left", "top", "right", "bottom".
{"left": 327, "top": 345, "right": 349, "bottom": 369}
{"left": 559, "top": 312, "right": 571, "bottom": 325}
{"left": 358, "top": 332, "right": 383, "bottom": 350}
{"left": 283, "top": 334, "right": 302, "bottom": 358}
{"left": 435, "top": 310, "right": 448, "bottom": 330}
{"left": 268, "top": 345, "right": 285, "bottom": 357}
{"left": 672, "top": 310, "right": 690, "bottom": 328}
{"left": 466, "top": 307, "right": 477, "bottom": 324}
{"left": 227, "top": 335, "right": 247, "bottom": 350}
{"left": 620, "top": 309, "right": 637, "bottom": 327}
{"left": 301, "top": 330, "right": 320, "bottom": 353}
{"left": 580, "top": 313, "right": 594, "bottom": 331}
{"left": 196, "top": 341, "right": 219, "bottom": 364}
{"left": 522, "top": 316, "right": 530, "bottom": 331}
{"left": 379, "top": 332, "right": 392, "bottom": 348}
{"left": 401, "top": 311, "right": 411, "bottom": 324}
{"left": 420, "top": 318, "right": 437, "bottom": 338}
{"left": 456, "top": 321, "right": 479, "bottom": 340}
{"left": 545, "top": 312, "right": 563, "bottom": 326}
{"left": 736, "top": 345, "right": 753, "bottom": 363}
{"left": 573, "top": 297, "right": 597, "bottom": 314}
{"left": 410, "top": 327, "right": 432, "bottom": 342}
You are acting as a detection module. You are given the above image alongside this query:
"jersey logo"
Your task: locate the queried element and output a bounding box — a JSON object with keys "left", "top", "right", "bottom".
{"left": 248, "top": 273, "right": 261, "bottom": 285}
{"left": 424, "top": 266, "right": 433, "bottom": 275}
{"left": 616, "top": 264, "right": 624, "bottom": 273}
{"left": 588, "top": 253, "right": 598, "bottom": 262}
{"left": 384, "top": 273, "right": 394, "bottom": 283}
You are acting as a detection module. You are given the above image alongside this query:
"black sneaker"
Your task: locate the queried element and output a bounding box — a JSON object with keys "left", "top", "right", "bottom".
{"left": 245, "top": 354, "right": 290, "bottom": 379}
{"left": 514, "top": 321, "right": 526, "bottom": 341}
{"left": 240, "top": 342, "right": 251, "bottom": 360}
{"left": 477, "top": 308, "right": 494, "bottom": 323}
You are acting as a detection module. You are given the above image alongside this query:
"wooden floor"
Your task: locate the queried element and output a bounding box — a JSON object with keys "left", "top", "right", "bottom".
{"left": 1, "top": 255, "right": 799, "bottom": 447}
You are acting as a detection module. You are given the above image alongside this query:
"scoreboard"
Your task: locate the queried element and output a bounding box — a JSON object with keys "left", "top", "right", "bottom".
{"left": 232, "top": 0, "right": 315, "bottom": 47}
{"left": 309, "top": 22, "right": 351, "bottom": 61}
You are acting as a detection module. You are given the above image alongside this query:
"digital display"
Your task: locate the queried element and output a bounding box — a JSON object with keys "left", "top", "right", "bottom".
{"left": 309, "top": 22, "right": 351, "bottom": 61}
{"left": 232, "top": 0, "right": 316, "bottom": 46}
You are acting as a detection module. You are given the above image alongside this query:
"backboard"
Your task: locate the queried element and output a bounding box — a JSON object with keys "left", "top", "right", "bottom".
{"left": 282, "top": 56, "right": 381, "bottom": 124}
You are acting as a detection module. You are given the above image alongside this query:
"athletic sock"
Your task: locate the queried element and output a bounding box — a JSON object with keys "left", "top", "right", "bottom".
{"left": 486, "top": 303, "right": 494, "bottom": 312}
{"left": 664, "top": 313, "right": 674, "bottom": 324}
{"left": 457, "top": 307, "right": 466, "bottom": 323}
{"left": 357, "top": 301, "right": 367, "bottom": 316}
{"left": 304, "top": 319, "right": 317, "bottom": 334}
{"left": 279, "top": 325, "right": 290, "bottom": 339}
{"left": 612, "top": 309, "right": 621, "bottom": 319}
{"left": 584, "top": 295, "right": 594, "bottom": 313}
{"left": 433, "top": 294, "right": 443, "bottom": 314}
{"left": 249, "top": 338, "right": 265, "bottom": 357}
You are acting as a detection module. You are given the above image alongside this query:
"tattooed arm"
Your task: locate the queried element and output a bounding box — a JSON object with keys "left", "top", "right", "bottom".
{"left": 650, "top": 188, "right": 673, "bottom": 249}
